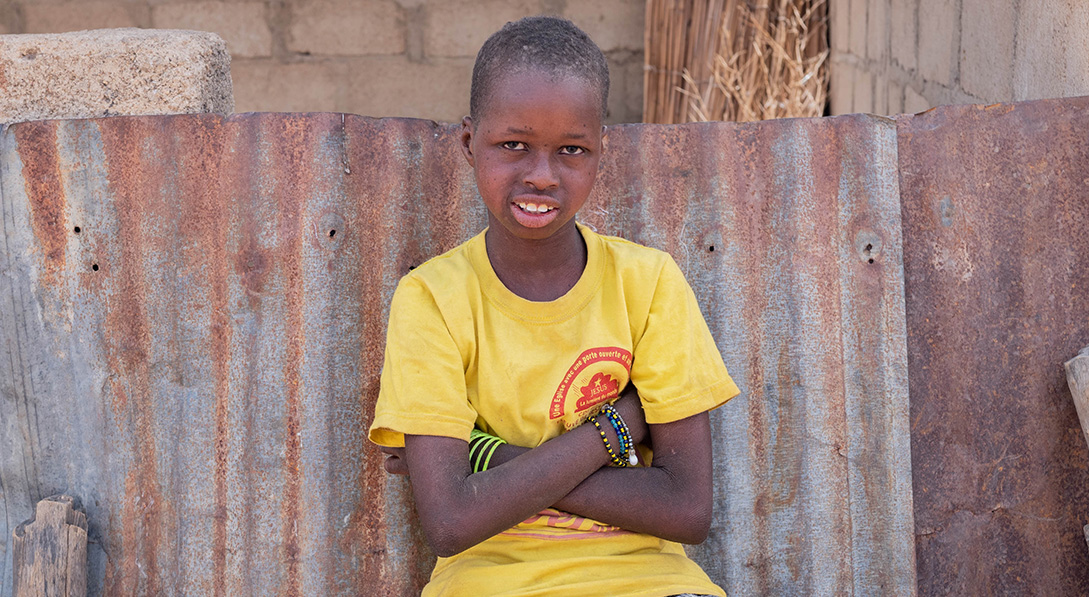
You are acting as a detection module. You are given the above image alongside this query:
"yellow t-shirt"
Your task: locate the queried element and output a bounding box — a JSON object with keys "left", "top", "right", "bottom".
{"left": 369, "top": 224, "right": 740, "bottom": 597}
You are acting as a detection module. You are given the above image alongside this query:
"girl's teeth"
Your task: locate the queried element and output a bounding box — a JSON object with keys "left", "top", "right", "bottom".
{"left": 517, "top": 203, "right": 553, "bottom": 213}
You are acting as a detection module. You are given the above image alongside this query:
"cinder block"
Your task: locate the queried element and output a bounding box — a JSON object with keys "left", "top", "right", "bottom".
{"left": 0, "top": 28, "right": 232, "bottom": 125}
{"left": 887, "top": 79, "right": 904, "bottom": 114}
{"left": 345, "top": 56, "right": 473, "bottom": 122}
{"left": 853, "top": 68, "right": 874, "bottom": 114}
{"left": 1065, "top": 1, "right": 1089, "bottom": 96}
{"left": 23, "top": 2, "right": 149, "bottom": 33}
{"left": 866, "top": 0, "right": 887, "bottom": 62}
{"left": 848, "top": 0, "right": 867, "bottom": 57}
{"left": 830, "top": 0, "right": 850, "bottom": 53}
{"left": 829, "top": 57, "right": 855, "bottom": 114}
{"left": 917, "top": 0, "right": 956, "bottom": 86}
{"left": 153, "top": 2, "right": 271, "bottom": 58}
{"left": 289, "top": 0, "right": 405, "bottom": 56}
{"left": 564, "top": 0, "right": 644, "bottom": 52}
{"left": 424, "top": 0, "right": 544, "bottom": 58}
{"left": 601, "top": 55, "right": 642, "bottom": 124}
{"left": 904, "top": 85, "right": 929, "bottom": 113}
{"left": 960, "top": 0, "right": 1015, "bottom": 100}
{"left": 889, "top": 0, "right": 916, "bottom": 70}
{"left": 873, "top": 73, "right": 887, "bottom": 115}
{"left": 232, "top": 59, "right": 345, "bottom": 113}
{"left": 619, "top": 57, "right": 644, "bottom": 123}
{"left": 1013, "top": 0, "right": 1071, "bottom": 101}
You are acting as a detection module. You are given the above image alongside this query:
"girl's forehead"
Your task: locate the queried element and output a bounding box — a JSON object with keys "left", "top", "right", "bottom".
{"left": 480, "top": 70, "right": 604, "bottom": 126}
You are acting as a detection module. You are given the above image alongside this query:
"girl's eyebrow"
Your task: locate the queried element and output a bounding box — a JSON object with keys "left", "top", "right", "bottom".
{"left": 502, "top": 126, "right": 589, "bottom": 140}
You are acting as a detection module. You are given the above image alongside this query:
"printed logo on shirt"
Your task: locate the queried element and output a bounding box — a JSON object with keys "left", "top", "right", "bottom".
{"left": 550, "top": 347, "right": 632, "bottom": 429}
{"left": 500, "top": 508, "right": 630, "bottom": 541}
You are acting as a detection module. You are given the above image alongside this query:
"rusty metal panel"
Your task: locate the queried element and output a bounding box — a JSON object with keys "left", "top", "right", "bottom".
{"left": 1, "top": 112, "right": 915, "bottom": 595}
{"left": 899, "top": 98, "right": 1089, "bottom": 595}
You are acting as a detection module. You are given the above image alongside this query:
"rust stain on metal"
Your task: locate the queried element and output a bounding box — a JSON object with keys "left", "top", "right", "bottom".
{"left": 14, "top": 121, "right": 67, "bottom": 288}
{"left": 98, "top": 117, "right": 168, "bottom": 595}
{"left": 273, "top": 114, "right": 313, "bottom": 597}
{"left": 173, "top": 115, "right": 232, "bottom": 596}
{"left": 899, "top": 97, "right": 1089, "bottom": 595}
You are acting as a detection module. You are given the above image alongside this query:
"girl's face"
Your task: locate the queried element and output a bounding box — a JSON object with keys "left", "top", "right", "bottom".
{"left": 460, "top": 70, "right": 605, "bottom": 244}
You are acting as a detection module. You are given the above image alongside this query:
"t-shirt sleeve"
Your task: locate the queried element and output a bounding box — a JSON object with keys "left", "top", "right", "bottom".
{"left": 630, "top": 255, "right": 740, "bottom": 424}
{"left": 368, "top": 275, "right": 478, "bottom": 448}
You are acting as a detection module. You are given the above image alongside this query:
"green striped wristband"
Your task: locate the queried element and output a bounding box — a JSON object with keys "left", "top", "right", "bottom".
{"left": 468, "top": 428, "right": 506, "bottom": 473}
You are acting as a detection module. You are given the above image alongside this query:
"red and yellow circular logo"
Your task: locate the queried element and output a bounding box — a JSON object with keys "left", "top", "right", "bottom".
{"left": 550, "top": 347, "right": 632, "bottom": 429}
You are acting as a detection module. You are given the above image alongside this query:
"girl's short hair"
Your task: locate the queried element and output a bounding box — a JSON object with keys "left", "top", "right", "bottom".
{"left": 470, "top": 16, "right": 610, "bottom": 121}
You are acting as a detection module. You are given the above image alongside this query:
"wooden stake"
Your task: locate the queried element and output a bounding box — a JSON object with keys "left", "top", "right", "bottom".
{"left": 1066, "top": 346, "right": 1089, "bottom": 451}
{"left": 12, "top": 495, "right": 88, "bottom": 597}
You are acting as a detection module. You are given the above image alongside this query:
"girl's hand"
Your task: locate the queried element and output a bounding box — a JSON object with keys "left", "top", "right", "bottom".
{"left": 380, "top": 446, "right": 409, "bottom": 476}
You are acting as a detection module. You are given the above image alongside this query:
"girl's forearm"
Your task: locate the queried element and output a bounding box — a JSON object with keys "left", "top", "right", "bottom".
{"left": 404, "top": 421, "right": 611, "bottom": 557}
{"left": 487, "top": 442, "right": 712, "bottom": 544}
{"left": 484, "top": 411, "right": 715, "bottom": 544}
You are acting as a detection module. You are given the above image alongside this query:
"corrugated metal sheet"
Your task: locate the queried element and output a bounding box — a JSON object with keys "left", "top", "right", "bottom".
{"left": 0, "top": 111, "right": 915, "bottom": 595}
{"left": 899, "top": 98, "right": 1089, "bottom": 595}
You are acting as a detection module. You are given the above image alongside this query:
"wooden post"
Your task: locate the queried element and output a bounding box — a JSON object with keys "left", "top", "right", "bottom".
{"left": 1067, "top": 346, "right": 1089, "bottom": 553}
{"left": 1066, "top": 345, "right": 1089, "bottom": 452}
{"left": 12, "top": 495, "right": 88, "bottom": 597}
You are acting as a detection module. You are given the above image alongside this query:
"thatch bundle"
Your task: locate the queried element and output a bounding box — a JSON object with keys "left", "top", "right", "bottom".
{"left": 643, "top": 0, "right": 829, "bottom": 123}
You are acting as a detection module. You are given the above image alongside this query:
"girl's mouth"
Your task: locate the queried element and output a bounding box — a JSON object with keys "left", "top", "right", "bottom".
{"left": 511, "top": 201, "right": 559, "bottom": 228}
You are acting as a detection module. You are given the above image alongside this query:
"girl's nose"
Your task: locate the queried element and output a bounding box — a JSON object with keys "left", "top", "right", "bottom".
{"left": 522, "top": 151, "right": 559, "bottom": 190}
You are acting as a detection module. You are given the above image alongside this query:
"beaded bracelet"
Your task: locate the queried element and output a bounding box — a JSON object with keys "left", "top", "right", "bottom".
{"left": 600, "top": 403, "right": 638, "bottom": 466}
{"left": 589, "top": 403, "right": 638, "bottom": 467}
{"left": 588, "top": 413, "right": 628, "bottom": 467}
{"left": 468, "top": 428, "right": 506, "bottom": 473}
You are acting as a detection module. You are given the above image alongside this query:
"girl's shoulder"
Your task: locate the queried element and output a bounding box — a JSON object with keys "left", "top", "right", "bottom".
{"left": 397, "top": 230, "right": 484, "bottom": 290}
{"left": 581, "top": 226, "right": 679, "bottom": 288}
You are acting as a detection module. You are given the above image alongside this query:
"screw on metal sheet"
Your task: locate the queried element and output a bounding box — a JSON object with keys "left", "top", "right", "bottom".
{"left": 856, "top": 230, "right": 882, "bottom": 264}
{"left": 91, "top": 263, "right": 99, "bottom": 272}
{"left": 73, "top": 226, "right": 81, "bottom": 234}
{"left": 709, "top": 245, "right": 715, "bottom": 252}
{"left": 938, "top": 195, "right": 956, "bottom": 227}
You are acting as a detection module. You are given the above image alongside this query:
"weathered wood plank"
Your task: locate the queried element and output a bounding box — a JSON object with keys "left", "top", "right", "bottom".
{"left": 1066, "top": 346, "right": 1089, "bottom": 452}
{"left": 12, "top": 495, "right": 87, "bottom": 597}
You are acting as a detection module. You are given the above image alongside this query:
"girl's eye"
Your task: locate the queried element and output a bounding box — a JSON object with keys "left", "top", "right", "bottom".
{"left": 559, "top": 146, "right": 585, "bottom": 155}
{"left": 502, "top": 141, "right": 526, "bottom": 150}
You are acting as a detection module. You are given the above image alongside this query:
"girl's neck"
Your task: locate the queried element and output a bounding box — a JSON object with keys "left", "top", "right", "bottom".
{"left": 484, "top": 222, "right": 587, "bottom": 302}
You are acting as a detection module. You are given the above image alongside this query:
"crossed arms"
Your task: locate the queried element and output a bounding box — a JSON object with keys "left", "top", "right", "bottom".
{"left": 379, "top": 385, "right": 715, "bottom": 557}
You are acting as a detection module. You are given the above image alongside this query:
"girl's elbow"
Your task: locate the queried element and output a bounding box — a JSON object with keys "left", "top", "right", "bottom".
{"left": 423, "top": 521, "right": 470, "bottom": 558}
{"left": 675, "top": 500, "right": 713, "bottom": 545}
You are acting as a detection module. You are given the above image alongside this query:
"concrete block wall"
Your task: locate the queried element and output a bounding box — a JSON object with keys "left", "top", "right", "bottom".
{"left": 829, "top": 0, "right": 1089, "bottom": 115}
{"left": 0, "top": 0, "right": 646, "bottom": 124}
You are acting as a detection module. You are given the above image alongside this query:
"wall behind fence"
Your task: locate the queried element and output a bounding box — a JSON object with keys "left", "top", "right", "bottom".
{"left": 0, "top": 110, "right": 915, "bottom": 595}
{"left": 829, "top": 0, "right": 1089, "bottom": 116}
{"left": 0, "top": 0, "right": 646, "bottom": 124}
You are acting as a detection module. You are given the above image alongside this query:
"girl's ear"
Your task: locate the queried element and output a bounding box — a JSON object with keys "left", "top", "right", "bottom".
{"left": 459, "top": 116, "right": 475, "bottom": 167}
{"left": 601, "top": 125, "right": 608, "bottom": 153}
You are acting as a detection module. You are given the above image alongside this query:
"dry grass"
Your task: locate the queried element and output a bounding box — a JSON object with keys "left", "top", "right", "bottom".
{"left": 643, "top": 0, "right": 829, "bottom": 124}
